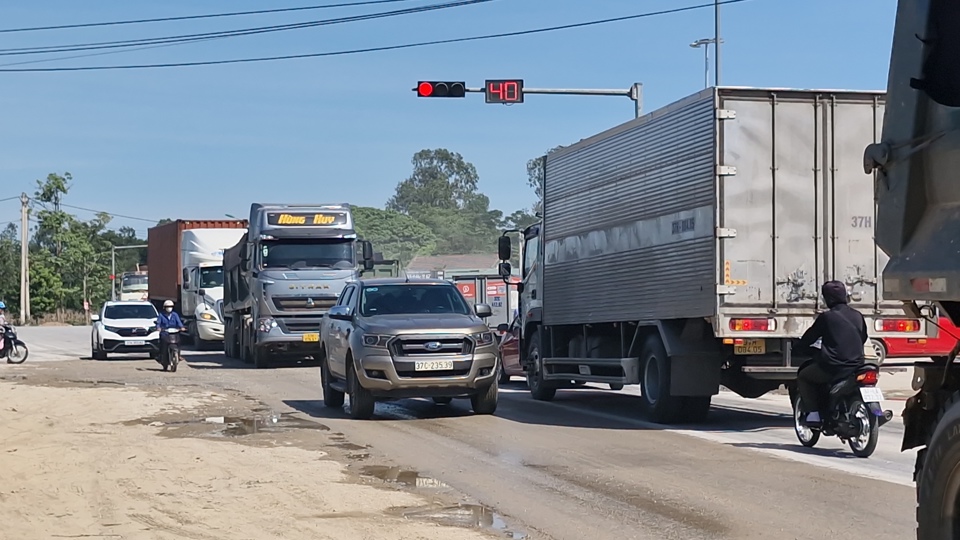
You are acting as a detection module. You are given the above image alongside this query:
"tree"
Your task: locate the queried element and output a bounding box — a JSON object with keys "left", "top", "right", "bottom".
{"left": 0, "top": 224, "right": 20, "bottom": 315}
{"left": 352, "top": 206, "right": 437, "bottom": 265}
{"left": 526, "top": 145, "right": 565, "bottom": 214}
{"left": 388, "top": 149, "right": 502, "bottom": 254}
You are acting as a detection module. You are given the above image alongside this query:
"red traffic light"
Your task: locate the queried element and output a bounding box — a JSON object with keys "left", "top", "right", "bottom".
{"left": 415, "top": 81, "right": 466, "bottom": 98}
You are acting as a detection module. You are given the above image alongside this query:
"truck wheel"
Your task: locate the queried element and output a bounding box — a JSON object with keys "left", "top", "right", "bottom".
{"left": 639, "top": 336, "right": 683, "bottom": 424}
{"left": 526, "top": 332, "right": 556, "bottom": 402}
{"left": 471, "top": 379, "right": 499, "bottom": 415}
{"left": 320, "top": 351, "right": 345, "bottom": 408}
{"left": 252, "top": 347, "right": 270, "bottom": 369}
{"left": 347, "top": 359, "right": 375, "bottom": 420}
{"left": 917, "top": 392, "right": 960, "bottom": 539}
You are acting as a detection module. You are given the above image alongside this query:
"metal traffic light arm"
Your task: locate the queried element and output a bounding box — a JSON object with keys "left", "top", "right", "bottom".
{"left": 414, "top": 82, "right": 644, "bottom": 118}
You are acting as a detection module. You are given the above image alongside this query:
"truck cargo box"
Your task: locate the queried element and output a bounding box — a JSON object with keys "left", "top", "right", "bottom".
{"left": 543, "top": 87, "right": 903, "bottom": 336}
{"left": 147, "top": 219, "right": 248, "bottom": 302}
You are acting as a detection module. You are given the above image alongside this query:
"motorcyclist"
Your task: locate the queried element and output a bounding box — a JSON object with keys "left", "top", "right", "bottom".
{"left": 156, "top": 300, "right": 186, "bottom": 365}
{"left": 796, "top": 280, "right": 869, "bottom": 425}
{"left": 0, "top": 301, "right": 8, "bottom": 326}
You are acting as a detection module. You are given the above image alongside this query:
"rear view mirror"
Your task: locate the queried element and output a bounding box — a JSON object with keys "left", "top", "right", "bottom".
{"left": 90, "top": 314, "right": 100, "bottom": 322}
{"left": 328, "top": 305, "right": 353, "bottom": 320}
{"left": 498, "top": 262, "right": 511, "bottom": 280}
{"left": 475, "top": 303, "right": 493, "bottom": 318}
{"left": 497, "top": 235, "right": 512, "bottom": 261}
{"left": 182, "top": 268, "right": 189, "bottom": 283}
{"left": 363, "top": 259, "right": 375, "bottom": 271}
{"left": 361, "top": 240, "right": 374, "bottom": 261}
{"left": 496, "top": 323, "right": 509, "bottom": 333}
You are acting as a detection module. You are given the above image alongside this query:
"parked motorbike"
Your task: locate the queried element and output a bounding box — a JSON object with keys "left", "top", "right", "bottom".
{"left": 0, "top": 324, "right": 28, "bottom": 364}
{"left": 792, "top": 359, "right": 893, "bottom": 458}
{"left": 160, "top": 328, "right": 181, "bottom": 372}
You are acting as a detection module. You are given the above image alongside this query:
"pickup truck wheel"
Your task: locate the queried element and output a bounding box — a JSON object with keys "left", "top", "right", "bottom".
{"left": 347, "top": 359, "right": 375, "bottom": 420}
{"left": 917, "top": 391, "right": 960, "bottom": 539}
{"left": 320, "top": 353, "right": 344, "bottom": 408}
{"left": 471, "top": 379, "right": 498, "bottom": 415}
{"left": 526, "top": 332, "right": 556, "bottom": 402}
{"left": 639, "top": 336, "right": 683, "bottom": 424}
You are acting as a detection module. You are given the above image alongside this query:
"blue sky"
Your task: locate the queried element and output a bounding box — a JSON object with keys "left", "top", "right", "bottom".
{"left": 0, "top": 0, "right": 896, "bottom": 236}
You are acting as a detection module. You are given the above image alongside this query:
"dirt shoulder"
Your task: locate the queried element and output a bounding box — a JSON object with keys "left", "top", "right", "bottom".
{"left": 0, "top": 370, "right": 499, "bottom": 540}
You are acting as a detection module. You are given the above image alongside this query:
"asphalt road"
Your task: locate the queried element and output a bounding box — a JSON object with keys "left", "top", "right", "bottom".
{"left": 15, "top": 326, "right": 918, "bottom": 540}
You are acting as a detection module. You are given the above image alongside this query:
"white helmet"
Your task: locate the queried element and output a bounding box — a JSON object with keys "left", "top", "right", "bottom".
{"left": 163, "top": 300, "right": 174, "bottom": 308}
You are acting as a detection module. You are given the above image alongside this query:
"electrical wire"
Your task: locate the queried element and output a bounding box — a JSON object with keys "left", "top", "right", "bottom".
{"left": 0, "top": 0, "right": 426, "bottom": 34}
{"left": 0, "top": 0, "right": 753, "bottom": 72}
{"left": 0, "top": 0, "right": 496, "bottom": 56}
{"left": 0, "top": 196, "right": 22, "bottom": 203}
{"left": 58, "top": 203, "right": 159, "bottom": 223}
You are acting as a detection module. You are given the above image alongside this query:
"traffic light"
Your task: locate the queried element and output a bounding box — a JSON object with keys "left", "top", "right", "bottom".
{"left": 416, "top": 81, "right": 466, "bottom": 98}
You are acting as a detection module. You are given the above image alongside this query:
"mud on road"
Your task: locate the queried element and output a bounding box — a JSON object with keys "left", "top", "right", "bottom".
{"left": 0, "top": 361, "right": 514, "bottom": 540}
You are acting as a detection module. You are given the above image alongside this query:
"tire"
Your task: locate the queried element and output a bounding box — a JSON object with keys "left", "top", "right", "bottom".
{"left": 252, "top": 346, "right": 270, "bottom": 369}
{"left": 847, "top": 398, "right": 879, "bottom": 458}
{"left": 792, "top": 392, "right": 820, "bottom": 448}
{"left": 917, "top": 392, "right": 960, "bottom": 539}
{"left": 347, "top": 358, "right": 375, "bottom": 420}
{"left": 6, "top": 340, "right": 28, "bottom": 364}
{"left": 639, "top": 336, "right": 683, "bottom": 423}
{"left": 526, "top": 331, "right": 556, "bottom": 401}
{"left": 471, "top": 379, "right": 499, "bottom": 415}
{"left": 170, "top": 348, "right": 179, "bottom": 373}
{"left": 432, "top": 397, "right": 453, "bottom": 405}
{"left": 91, "top": 342, "right": 107, "bottom": 361}
{"left": 320, "top": 351, "right": 345, "bottom": 408}
{"left": 869, "top": 339, "right": 887, "bottom": 365}
{"left": 498, "top": 362, "right": 511, "bottom": 384}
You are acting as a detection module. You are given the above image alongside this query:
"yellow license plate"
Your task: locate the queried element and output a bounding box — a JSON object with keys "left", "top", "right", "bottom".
{"left": 734, "top": 339, "right": 765, "bottom": 355}
{"left": 302, "top": 333, "right": 320, "bottom": 343}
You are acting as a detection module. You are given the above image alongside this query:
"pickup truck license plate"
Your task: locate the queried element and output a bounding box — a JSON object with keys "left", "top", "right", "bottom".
{"left": 415, "top": 360, "right": 454, "bottom": 372}
{"left": 734, "top": 339, "right": 765, "bottom": 355}
{"left": 126, "top": 340, "right": 145, "bottom": 346}
{"left": 302, "top": 333, "right": 320, "bottom": 343}
{"left": 860, "top": 387, "right": 884, "bottom": 402}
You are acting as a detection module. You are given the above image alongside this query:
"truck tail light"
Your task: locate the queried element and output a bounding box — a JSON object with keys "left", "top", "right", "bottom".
{"left": 729, "top": 318, "right": 777, "bottom": 331}
{"left": 875, "top": 319, "right": 920, "bottom": 332}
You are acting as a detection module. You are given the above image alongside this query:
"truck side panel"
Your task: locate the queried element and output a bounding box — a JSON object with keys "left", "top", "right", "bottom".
{"left": 146, "top": 221, "right": 183, "bottom": 302}
{"left": 542, "top": 92, "right": 718, "bottom": 326}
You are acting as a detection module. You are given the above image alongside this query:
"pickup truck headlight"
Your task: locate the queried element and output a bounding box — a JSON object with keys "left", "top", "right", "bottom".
{"left": 472, "top": 331, "right": 495, "bottom": 347}
{"left": 362, "top": 334, "right": 392, "bottom": 348}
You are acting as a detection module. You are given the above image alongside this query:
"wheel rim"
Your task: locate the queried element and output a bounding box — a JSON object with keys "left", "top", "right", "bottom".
{"left": 850, "top": 401, "right": 873, "bottom": 451}
{"left": 793, "top": 397, "right": 816, "bottom": 444}
{"left": 871, "top": 341, "right": 884, "bottom": 361}
{"left": 643, "top": 355, "right": 660, "bottom": 405}
{"left": 527, "top": 347, "right": 541, "bottom": 389}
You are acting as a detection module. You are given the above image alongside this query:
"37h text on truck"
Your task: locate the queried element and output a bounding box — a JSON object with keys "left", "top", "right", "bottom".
{"left": 496, "top": 87, "right": 926, "bottom": 423}
{"left": 221, "top": 203, "right": 375, "bottom": 369}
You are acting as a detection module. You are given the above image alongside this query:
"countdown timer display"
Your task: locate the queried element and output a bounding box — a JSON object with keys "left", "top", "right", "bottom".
{"left": 485, "top": 79, "right": 524, "bottom": 104}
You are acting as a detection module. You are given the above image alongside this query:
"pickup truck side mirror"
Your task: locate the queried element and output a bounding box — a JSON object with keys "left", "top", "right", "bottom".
{"left": 474, "top": 303, "right": 493, "bottom": 318}
{"left": 496, "top": 323, "right": 509, "bottom": 333}
{"left": 328, "top": 305, "right": 353, "bottom": 320}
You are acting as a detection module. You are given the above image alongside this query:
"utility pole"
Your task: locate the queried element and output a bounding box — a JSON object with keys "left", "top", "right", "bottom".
{"left": 18, "top": 192, "right": 29, "bottom": 325}
{"left": 714, "top": 0, "right": 722, "bottom": 86}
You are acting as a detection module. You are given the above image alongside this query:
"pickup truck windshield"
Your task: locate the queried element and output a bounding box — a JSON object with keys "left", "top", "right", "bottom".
{"left": 360, "top": 284, "right": 471, "bottom": 317}
{"left": 260, "top": 239, "right": 355, "bottom": 270}
{"left": 200, "top": 266, "right": 224, "bottom": 288}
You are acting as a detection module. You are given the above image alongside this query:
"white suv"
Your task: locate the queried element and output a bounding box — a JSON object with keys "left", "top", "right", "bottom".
{"left": 91, "top": 301, "right": 160, "bottom": 360}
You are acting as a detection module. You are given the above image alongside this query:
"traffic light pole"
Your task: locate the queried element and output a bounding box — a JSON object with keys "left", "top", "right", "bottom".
{"left": 465, "top": 82, "right": 644, "bottom": 117}
{"left": 416, "top": 81, "right": 645, "bottom": 118}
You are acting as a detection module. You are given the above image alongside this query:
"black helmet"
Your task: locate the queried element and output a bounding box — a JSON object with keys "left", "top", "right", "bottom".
{"left": 821, "top": 281, "right": 849, "bottom": 307}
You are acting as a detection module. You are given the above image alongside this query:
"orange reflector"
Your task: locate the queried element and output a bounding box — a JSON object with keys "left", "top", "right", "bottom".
{"left": 723, "top": 338, "right": 734, "bottom": 345}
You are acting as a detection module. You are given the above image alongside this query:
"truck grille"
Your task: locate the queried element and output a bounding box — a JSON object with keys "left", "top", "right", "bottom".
{"left": 271, "top": 295, "right": 338, "bottom": 312}
{"left": 277, "top": 318, "right": 324, "bottom": 333}
{"left": 390, "top": 337, "right": 472, "bottom": 357}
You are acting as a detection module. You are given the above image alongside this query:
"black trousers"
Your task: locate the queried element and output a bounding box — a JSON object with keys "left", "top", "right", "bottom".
{"left": 797, "top": 362, "right": 835, "bottom": 414}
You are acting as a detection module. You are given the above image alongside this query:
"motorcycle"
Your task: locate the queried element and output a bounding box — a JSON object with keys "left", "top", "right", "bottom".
{"left": 0, "top": 324, "right": 28, "bottom": 364}
{"left": 160, "top": 328, "right": 182, "bottom": 372}
{"left": 791, "top": 351, "right": 894, "bottom": 458}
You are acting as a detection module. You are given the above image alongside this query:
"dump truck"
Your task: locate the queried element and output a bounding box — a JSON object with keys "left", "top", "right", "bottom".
{"left": 221, "top": 203, "right": 374, "bottom": 368}
{"left": 496, "top": 86, "right": 926, "bottom": 424}
{"left": 146, "top": 220, "right": 248, "bottom": 347}
{"left": 863, "top": 1, "right": 960, "bottom": 536}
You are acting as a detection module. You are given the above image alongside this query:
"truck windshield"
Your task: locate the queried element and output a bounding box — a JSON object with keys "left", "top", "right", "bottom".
{"left": 260, "top": 239, "right": 355, "bottom": 270}
{"left": 200, "top": 266, "right": 224, "bottom": 288}
{"left": 360, "top": 284, "right": 471, "bottom": 317}
{"left": 120, "top": 275, "right": 148, "bottom": 291}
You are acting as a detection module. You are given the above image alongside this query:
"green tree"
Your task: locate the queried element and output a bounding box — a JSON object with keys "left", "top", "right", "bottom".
{"left": 0, "top": 224, "right": 20, "bottom": 315}
{"left": 388, "top": 149, "right": 502, "bottom": 254}
{"left": 352, "top": 206, "right": 436, "bottom": 265}
{"left": 526, "top": 145, "right": 565, "bottom": 214}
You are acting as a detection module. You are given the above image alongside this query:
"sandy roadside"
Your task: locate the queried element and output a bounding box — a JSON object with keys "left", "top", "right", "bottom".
{"left": 0, "top": 379, "right": 497, "bottom": 540}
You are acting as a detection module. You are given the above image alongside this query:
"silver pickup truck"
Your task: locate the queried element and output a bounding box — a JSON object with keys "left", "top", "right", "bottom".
{"left": 318, "top": 277, "right": 499, "bottom": 419}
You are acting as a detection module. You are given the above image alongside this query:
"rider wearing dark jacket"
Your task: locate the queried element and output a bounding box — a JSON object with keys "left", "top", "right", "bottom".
{"left": 796, "top": 280, "right": 868, "bottom": 424}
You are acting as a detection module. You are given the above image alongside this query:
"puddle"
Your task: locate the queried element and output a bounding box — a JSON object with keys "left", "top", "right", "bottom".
{"left": 391, "top": 503, "right": 526, "bottom": 539}
{"left": 136, "top": 413, "right": 329, "bottom": 438}
{"left": 361, "top": 465, "right": 450, "bottom": 489}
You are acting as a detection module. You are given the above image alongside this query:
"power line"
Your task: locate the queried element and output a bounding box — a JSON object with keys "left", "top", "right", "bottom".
{"left": 0, "top": 0, "right": 425, "bottom": 34}
{"left": 58, "top": 203, "right": 158, "bottom": 223}
{"left": 0, "top": 0, "right": 755, "bottom": 72}
{"left": 0, "top": 0, "right": 495, "bottom": 56}
{"left": 0, "top": 196, "right": 21, "bottom": 203}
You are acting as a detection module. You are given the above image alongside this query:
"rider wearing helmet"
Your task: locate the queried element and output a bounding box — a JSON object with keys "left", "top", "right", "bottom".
{"left": 156, "top": 300, "right": 186, "bottom": 364}
{"left": 0, "top": 301, "right": 7, "bottom": 326}
{"left": 796, "top": 280, "right": 869, "bottom": 425}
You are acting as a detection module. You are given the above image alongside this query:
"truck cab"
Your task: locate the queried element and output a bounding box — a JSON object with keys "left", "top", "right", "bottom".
{"left": 118, "top": 272, "right": 148, "bottom": 301}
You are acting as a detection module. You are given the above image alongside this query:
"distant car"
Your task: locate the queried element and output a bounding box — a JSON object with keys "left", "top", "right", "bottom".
{"left": 91, "top": 300, "right": 160, "bottom": 360}
{"left": 318, "top": 278, "right": 499, "bottom": 419}
{"left": 872, "top": 314, "right": 960, "bottom": 364}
